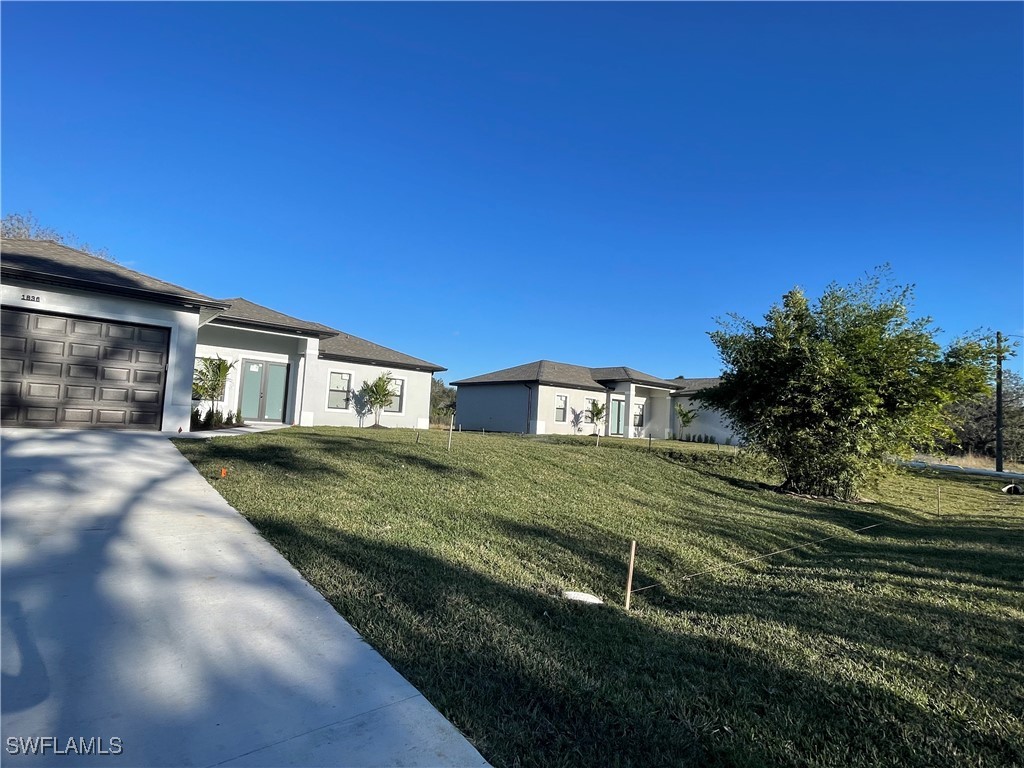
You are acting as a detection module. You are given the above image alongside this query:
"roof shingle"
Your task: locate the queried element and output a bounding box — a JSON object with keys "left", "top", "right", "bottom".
{"left": 1, "top": 238, "right": 223, "bottom": 307}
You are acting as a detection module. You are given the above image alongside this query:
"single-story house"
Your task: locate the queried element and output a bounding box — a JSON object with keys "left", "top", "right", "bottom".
{"left": 452, "top": 360, "right": 737, "bottom": 442}
{"left": 1, "top": 239, "right": 443, "bottom": 432}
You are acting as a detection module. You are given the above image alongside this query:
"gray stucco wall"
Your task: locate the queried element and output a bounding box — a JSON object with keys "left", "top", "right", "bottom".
{"left": 456, "top": 384, "right": 532, "bottom": 433}
{"left": 671, "top": 395, "right": 739, "bottom": 444}
{"left": 303, "top": 359, "right": 432, "bottom": 430}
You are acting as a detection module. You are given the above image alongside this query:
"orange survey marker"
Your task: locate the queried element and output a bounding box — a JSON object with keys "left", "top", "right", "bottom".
{"left": 220, "top": 467, "right": 228, "bottom": 479}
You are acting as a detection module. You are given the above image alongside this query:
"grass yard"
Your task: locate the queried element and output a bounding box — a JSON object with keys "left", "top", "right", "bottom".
{"left": 175, "top": 428, "right": 1023, "bottom": 768}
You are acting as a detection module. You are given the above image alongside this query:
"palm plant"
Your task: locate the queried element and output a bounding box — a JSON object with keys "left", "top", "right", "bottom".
{"left": 359, "top": 372, "right": 397, "bottom": 427}
{"left": 193, "top": 356, "right": 235, "bottom": 427}
{"left": 587, "top": 400, "right": 607, "bottom": 446}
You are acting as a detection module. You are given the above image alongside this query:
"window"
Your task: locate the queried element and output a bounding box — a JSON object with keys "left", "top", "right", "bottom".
{"left": 555, "top": 394, "right": 567, "bottom": 423}
{"left": 384, "top": 377, "right": 405, "bottom": 413}
{"left": 584, "top": 398, "right": 596, "bottom": 423}
{"left": 633, "top": 403, "right": 645, "bottom": 427}
{"left": 327, "top": 372, "right": 352, "bottom": 409}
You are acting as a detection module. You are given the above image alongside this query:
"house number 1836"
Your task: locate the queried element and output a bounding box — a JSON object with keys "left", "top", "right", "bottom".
{"left": 20, "top": 294, "right": 41, "bottom": 302}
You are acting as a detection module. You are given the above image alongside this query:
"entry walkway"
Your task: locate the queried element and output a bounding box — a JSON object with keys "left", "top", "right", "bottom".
{"left": 1, "top": 429, "right": 488, "bottom": 767}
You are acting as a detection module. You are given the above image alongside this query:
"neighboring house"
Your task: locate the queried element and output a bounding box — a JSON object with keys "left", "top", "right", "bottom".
{"left": 452, "top": 360, "right": 738, "bottom": 442}
{"left": 1, "top": 239, "right": 443, "bottom": 431}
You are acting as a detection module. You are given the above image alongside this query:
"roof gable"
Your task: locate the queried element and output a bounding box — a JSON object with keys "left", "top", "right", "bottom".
{"left": 318, "top": 331, "right": 445, "bottom": 373}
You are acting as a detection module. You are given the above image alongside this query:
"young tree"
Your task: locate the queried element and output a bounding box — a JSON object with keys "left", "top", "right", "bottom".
{"left": 359, "top": 372, "right": 398, "bottom": 427}
{"left": 586, "top": 400, "right": 607, "bottom": 446}
{"left": 674, "top": 402, "right": 696, "bottom": 440}
{"left": 696, "top": 271, "right": 993, "bottom": 499}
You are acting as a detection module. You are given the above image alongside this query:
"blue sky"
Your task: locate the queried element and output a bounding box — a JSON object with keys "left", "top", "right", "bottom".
{"left": 3, "top": 2, "right": 1022, "bottom": 381}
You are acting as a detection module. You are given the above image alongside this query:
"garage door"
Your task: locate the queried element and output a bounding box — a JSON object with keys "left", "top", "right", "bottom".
{"left": 0, "top": 308, "right": 170, "bottom": 430}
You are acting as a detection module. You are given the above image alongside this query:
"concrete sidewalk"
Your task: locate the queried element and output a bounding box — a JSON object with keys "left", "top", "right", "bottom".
{"left": 1, "top": 429, "right": 488, "bottom": 767}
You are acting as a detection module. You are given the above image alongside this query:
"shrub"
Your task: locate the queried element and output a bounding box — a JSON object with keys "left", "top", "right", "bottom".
{"left": 225, "top": 411, "right": 235, "bottom": 427}
{"left": 190, "top": 407, "right": 202, "bottom": 431}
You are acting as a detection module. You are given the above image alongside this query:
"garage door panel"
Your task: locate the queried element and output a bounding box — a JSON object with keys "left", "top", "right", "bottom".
{"left": 62, "top": 409, "right": 95, "bottom": 424}
{"left": 2, "top": 310, "right": 29, "bottom": 330}
{"left": 102, "top": 367, "right": 131, "bottom": 382}
{"left": 26, "top": 382, "right": 61, "bottom": 399}
{"left": 33, "top": 315, "right": 67, "bottom": 333}
{"left": 31, "top": 361, "right": 63, "bottom": 377}
{"left": 33, "top": 339, "right": 66, "bottom": 356}
{"left": 68, "top": 364, "right": 99, "bottom": 379}
{"left": 1, "top": 308, "right": 168, "bottom": 430}
{"left": 1, "top": 336, "right": 27, "bottom": 353}
{"left": 69, "top": 343, "right": 101, "bottom": 359}
{"left": 136, "top": 349, "right": 165, "bottom": 365}
{"left": 25, "top": 407, "right": 59, "bottom": 423}
{"left": 71, "top": 319, "right": 103, "bottom": 336}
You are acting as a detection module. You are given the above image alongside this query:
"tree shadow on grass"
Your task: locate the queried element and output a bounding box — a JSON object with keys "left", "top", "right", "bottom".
{"left": 248, "top": 515, "right": 1023, "bottom": 768}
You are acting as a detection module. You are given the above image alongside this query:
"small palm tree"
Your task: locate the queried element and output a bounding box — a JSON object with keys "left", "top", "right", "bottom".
{"left": 193, "top": 356, "right": 235, "bottom": 426}
{"left": 359, "top": 372, "right": 397, "bottom": 427}
{"left": 674, "top": 402, "right": 696, "bottom": 440}
{"left": 587, "top": 400, "right": 607, "bottom": 446}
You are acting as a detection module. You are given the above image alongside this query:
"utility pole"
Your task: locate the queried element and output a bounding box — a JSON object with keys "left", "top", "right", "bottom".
{"left": 996, "top": 331, "right": 1004, "bottom": 473}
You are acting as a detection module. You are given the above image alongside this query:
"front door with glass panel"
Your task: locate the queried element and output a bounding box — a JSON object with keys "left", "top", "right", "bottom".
{"left": 609, "top": 400, "right": 625, "bottom": 436}
{"left": 239, "top": 360, "right": 289, "bottom": 422}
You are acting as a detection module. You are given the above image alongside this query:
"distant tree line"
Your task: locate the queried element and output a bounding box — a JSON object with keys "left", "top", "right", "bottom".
{"left": 431, "top": 378, "right": 456, "bottom": 423}
{"left": 2, "top": 211, "right": 116, "bottom": 262}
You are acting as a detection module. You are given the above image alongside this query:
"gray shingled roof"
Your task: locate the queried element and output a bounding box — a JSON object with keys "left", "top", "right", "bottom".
{"left": 590, "top": 366, "right": 679, "bottom": 389}
{"left": 452, "top": 360, "right": 676, "bottom": 391}
{"left": 452, "top": 360, "right": 608, "bottom": 391}
{"left": 318, "top": 331, "right": 445, "bottom": 373}
{"left": 1, "top": 238, "right": 223, "bottom": 308}
{"left": 671, "top": 377, "right": 722, "bottom": 396}
{"left": 212, "top": 298, "right": 338, "bottom": 337}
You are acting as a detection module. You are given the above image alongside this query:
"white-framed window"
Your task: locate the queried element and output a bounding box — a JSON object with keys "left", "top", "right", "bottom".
{"left": 633, "top": 403, "right": 645, "bottom": 427}
{"left": 584, "top": 397, "right": 597, "bottom": 423}
{"left": 327, "top": 371, "right": 352, "bottom": 410}
{"left": 384, "top": 377, "right": 405, "bottom": 413}
{"left": 554, "top": 394, "right": 567, "bottom": 423}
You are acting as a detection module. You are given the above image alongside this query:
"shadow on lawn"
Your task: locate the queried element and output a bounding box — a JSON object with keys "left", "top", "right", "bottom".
{"left": 251, "top": 515, "right": 1022, "bottom": 768}
{"left": 176, "top": 431, "right": 485, "bottom": 481}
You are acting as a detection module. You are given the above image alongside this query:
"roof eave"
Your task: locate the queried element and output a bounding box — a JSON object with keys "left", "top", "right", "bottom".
{"left": 318, "top": 351, "right": 445, "bottom": 373}
{"left": 2, "top": 267, "right": 227, "bottom": 310}
{"left": 209, "top": 317, "right": 337, "bottom": 339}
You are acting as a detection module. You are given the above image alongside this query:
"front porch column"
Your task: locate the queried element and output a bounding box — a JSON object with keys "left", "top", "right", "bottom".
{"left": 604, "top": 391, "right": 613, "bottom": 436}
{"left": 623, "top": 384, "right": 635, "bottom": 439}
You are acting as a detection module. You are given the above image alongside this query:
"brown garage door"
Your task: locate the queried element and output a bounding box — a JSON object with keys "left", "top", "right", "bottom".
{"left": 0, "top": 307, "right": 170, "bottom": 430}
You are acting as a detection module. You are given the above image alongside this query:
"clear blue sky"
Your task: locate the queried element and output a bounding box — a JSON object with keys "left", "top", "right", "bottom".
{"left": 3, "top": 2, "right": 1022, "bottom": 381}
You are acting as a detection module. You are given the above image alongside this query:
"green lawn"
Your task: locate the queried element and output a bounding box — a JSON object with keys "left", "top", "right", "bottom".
{"left": 175, "top": 428, "right": 1023, "bottom": 768}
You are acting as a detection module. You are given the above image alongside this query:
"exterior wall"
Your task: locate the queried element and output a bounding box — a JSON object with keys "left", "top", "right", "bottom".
{"left": 303, "top": 359, "right": 433, "bottom": 430}
{"left": 671, "top": 395, "right": 739, "bottom": 444}
{"left": 1, "top": 279, "right": 201, "bottom": 433}
{"left": 455, "top": 383, "right": 533, "bottom": 433}
{"left": 533, "top": 384, "right": 607, "bottom": 436}
{"left": 194, "top": 323, "right": 310, "bottom": 424}
{"left": 635, "top": 387, "right": 673, "bottom": 440}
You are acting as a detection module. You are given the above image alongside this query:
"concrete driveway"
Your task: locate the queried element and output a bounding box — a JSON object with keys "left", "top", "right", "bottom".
{"left": 1, "top": 429, "right": 488, "bottom": 767}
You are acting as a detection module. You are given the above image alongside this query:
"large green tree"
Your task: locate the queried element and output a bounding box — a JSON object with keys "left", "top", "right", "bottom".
{"left": 696, "top": 272, "right": 992, "bottom": 499}
{"left": 430, "top": 377, "right": 456, "bottom": 423}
